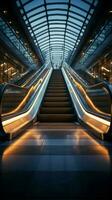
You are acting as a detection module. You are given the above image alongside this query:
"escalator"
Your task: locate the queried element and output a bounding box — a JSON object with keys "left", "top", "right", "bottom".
{"left": 38, "top": 70, "right": 77, "bottom": 122}
{"left": 0, "top": 66, "right": 112, "bottom": 200}
{"left": 0, "top": 66, "right": 111, "bottom": 140}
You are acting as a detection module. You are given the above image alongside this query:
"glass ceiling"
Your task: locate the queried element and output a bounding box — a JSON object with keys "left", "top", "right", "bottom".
{"left": 16, "top": 0, "right": 98, "bottom": 67}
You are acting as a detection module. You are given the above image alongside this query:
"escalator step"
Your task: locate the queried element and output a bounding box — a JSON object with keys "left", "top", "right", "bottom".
{"left": 38, "top": 70, "right": 76, "bottom": 123}
{"left": 43, "top": 101, "right": 72, "bottom": 107}
{"left": 45, "top": 93, "right": 68, "bottom": 97}
{"left": 38, "top": 114, "right": 75, "bottom": 122}
{"left": 44, "top": 97, "right": 70, "bottom": 102}
{"left": 40, "top": 107, "right": 74, "bottom": 114}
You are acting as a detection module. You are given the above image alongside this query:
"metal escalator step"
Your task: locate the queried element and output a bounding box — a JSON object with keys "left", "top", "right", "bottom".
{"left": 38, "top": 69, "right": 76, "bottom": 123}
{"left": 44, "top": 97, "right": 70, "bottom": 102}
{"left": 48, "top": 86, "right": 66, "bottom": 89}
{"left": 43, "top": 101, "right": 72, "bottom": 107}
{"left": 45, "top": 93, "right": 68, "bottom": 97}
{"left": 40, "top": 107, "right": 74, "bottom": 114}
{"left": 46, "top": 88, "right": 68, "bottom": 93}
{"left": 38, "top": 114, "right": 75, "bottom": 122}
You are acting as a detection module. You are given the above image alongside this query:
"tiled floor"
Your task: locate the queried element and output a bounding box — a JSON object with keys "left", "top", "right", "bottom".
{"left": 0, "top": 123, "right": 112, "bottom": 199}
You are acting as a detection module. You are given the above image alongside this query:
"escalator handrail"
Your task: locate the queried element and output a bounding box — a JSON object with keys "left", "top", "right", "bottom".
{"left": 21, "top": 65, "right": 46, "bottom": 87}
{"left": 67, "top": 66, "right": 111, "bottom": 91}
{"left": 65, "top": 67, "right": 112, "bottom": 136}
{"left": 0, "top": 67, "right": 50, "bottom": 136}
{"left": 67, "top": 73, "right": 110, "bottom": 120}
{"left": 0, "top": 66, "right": 47, "bottom": 94}
{"left": 0, "top": 67, "right": 48, "bottom": 116}
{"left": 22, "top": 66, "right": 48, "bottom": 88}
{"left": 66, "top": 67, "right": 112, "bottom": 112}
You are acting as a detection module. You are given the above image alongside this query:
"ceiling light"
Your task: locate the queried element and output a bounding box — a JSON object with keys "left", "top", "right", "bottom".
{"left": 3, "top": 10, "right": 7, "bottom": 14}
{"left": 89, "top": 39, "right": 93, "bottom": 42}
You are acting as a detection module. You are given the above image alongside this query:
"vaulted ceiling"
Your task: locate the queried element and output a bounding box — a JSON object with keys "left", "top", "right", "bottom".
{"left": 16, "top": 0, "right": 98, "bottom": 66}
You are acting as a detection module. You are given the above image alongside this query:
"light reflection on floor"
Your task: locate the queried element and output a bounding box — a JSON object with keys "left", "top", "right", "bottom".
{"left": 0, "top": 124, "right": 112, "bottom": 199}
{"left": 1, "top": 124, "right": 111, "bottom": 171}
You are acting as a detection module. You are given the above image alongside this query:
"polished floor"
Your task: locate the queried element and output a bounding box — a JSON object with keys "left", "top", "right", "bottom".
{"left": 0, "top": 123, "right": 112, "bottom": 199}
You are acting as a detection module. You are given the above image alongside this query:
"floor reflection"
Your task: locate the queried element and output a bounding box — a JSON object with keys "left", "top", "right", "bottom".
{"left": 0, "top": 124, "right": 112, "bottom": 200}
{"left": 2, "top": 129, "right": 45, "bottom": 157}
{"left": 0, "top": 124, "right": 112, "bottom": 172}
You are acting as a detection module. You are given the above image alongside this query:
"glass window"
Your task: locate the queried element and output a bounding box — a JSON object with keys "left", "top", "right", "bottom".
{"left": 51, "top": 35, "right": 64, "bottom": 40}
{"left": 20, "top": 9, "right": 24, "bottom": 14}
{"left": 66, "top": 29, "right": 78, "bottom": 37}
{"left": 69, "top": 12, "right": 85, "bottom": 21}
{"left": 38, "top": 36, "right": 49, "bottom": 43}
{"left": 33, "top": 22, "right": 47, "bottom": 31}
{"left": 21, "top": 0, "right": 30, "bottom": 4}
{"left": 23, "top": 15, "right": 27, "bottom": 20}
{"left": 36, "top": 30, "right": 48, "bottom": 38}
{"left": 71, "top": 0, "right": 90, "bottom": 11}
{"left": 70, "top": 6, "right": 87, "bottom": 15}
{"left": 69, "top": 17, "right": 83, "bottom": 26}
{"left": 30, "top": 17, "right": 47, "bottom": 27}
{"left": 16, "top": 1, "right": 21, "bottom": 7}
{"left": 48, "top": 10, "right": 67, "bottom": 15}
{"left": 37, "top": 32, "right": 49, "bottom": 40}
{"left": 66, "top": 34, "right": 77, "bottom": 41}
{"left": 48, "top": 15, "right": 67, "bottom": 20}
{"left": 34, "top": 26, "right": 48, "bottom": 35}
{"left": 24, "top": 0, "right": 44, "bottom": 12}
{"left": 50, "top": 31, "right": 64, "bottom": 35}
{"left": 47, "top": 4, "right": 68, "bottom": 10}
{"left": 67, "top": 25, "right": 80, "bottom": 33}
{"left": 46, "top": 0, "right": 68, "bottom": 3}
{"left": 50, "top": 38, "right": 64, "bottom": 42}
{"left": 27, "top": 6, "right": 45, "bottom": 17}
{"left": 42, "top": 47, "right": 49, "bottom": 51}
{"left": 29, "top": 12, "right": 46, "bottom": 21}
{"left": 49, "top": 24, "right": 65, "bottom": 28}
{"left": 30, "top": 17, "right": 46, "bottom": 24}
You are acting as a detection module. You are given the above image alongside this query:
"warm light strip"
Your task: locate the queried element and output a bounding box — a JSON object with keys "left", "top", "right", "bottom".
{"left": 62, "top": 68, "right": 110, "bottom": 128}
{"left": 2, "top": 130, "right": 42, "bottom": 157}
{"left": 101, "top": 67, "right": 110, "bottom": 72}
{"left": 86, "top": 121, "right": 105, "bottom": 134}
{"left": 4, "top": 68, "right": 12, "bottom": 73}
{"left": 2, "top": 69, "right": 52, "bottom": 126}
